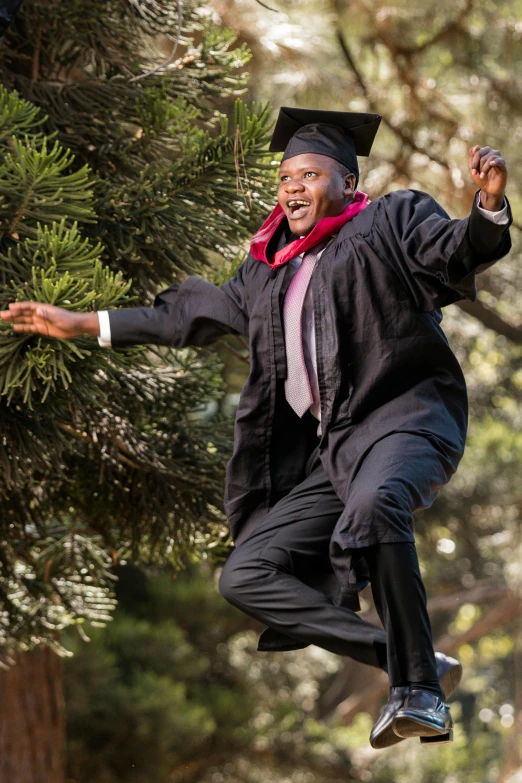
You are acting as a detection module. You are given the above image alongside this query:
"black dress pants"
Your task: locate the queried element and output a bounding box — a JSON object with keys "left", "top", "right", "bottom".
{"left": 219, "top": 442, "right": 440, "bottom": 686}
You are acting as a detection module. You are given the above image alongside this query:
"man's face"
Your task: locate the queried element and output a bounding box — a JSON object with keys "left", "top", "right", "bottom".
{"left": 277, "top": 153, "right": 356, "bottom": 235}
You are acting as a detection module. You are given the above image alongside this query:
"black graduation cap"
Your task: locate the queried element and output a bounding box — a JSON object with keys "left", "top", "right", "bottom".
{"left": 269, "top": 107, "right": 382, "bottom": 185}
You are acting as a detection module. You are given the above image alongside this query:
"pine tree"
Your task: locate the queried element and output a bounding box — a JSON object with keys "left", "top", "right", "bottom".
{"left": 0, "top": 3, "right": 276, "bottom": 779}
{"left": 0, "top": 0, "right": 275, "bottom": 652}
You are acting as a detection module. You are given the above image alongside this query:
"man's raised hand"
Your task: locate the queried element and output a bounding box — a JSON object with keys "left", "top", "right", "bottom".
{"left": 0, "top": 302, "right": 100, "bottom": 339}
{"left": 468, "top": 145, "right": 508, "bottom": 212}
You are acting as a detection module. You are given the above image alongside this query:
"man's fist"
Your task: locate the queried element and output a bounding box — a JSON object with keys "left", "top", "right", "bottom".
{"left": 468, "top": 145, "right": 508, "bottom": 212}
{"left": 0, "top": 302, "right": 99, "bottom": 339}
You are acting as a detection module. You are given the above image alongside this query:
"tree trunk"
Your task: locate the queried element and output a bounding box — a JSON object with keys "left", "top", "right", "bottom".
{"left": 0, "top": 648, "right": 65, "bottom": 783}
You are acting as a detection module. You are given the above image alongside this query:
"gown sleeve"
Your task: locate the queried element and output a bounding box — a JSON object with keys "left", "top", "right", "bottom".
{"left": 378, "top": 189, "right": 512, "bottom": 311}
{"left": 107, "top": 257, "right": 251, "bottom": 348}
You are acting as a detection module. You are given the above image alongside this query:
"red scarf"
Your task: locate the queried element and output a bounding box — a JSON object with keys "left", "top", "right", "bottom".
{"left": 250, "top": 191, "right": 370, "bottom": 269}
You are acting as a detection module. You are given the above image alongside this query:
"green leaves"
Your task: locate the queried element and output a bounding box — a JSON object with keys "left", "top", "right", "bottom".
{"left": 0, "top": 84, "right": 43, "bottom": 142}
{"left": 0, "top": 137, "right": 95, "bottom": 241}
{"left": 0, "top": 221, "right": 131, "bottom": 406}
{"left": 96, "top": 98, "right": 275, "bottom": 295}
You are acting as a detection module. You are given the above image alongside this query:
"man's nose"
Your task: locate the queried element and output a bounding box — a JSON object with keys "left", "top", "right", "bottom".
{"left": 285, "top": 180, "right": 304, "bottom": 192}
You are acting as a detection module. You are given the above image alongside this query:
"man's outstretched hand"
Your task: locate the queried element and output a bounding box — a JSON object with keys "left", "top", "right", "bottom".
{"left": 0, "top": 302, "right": 99, "bottom": 339}
{"left": 468, "top": 145, "right": 508, "bottom": 212}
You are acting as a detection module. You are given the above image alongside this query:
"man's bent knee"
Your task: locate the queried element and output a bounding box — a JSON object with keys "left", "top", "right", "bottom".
{"left": 219, "top": 556, "right": 268, "bottom": 608}
{"left": 218, "top": 559, "right": 241, "bottom": 606}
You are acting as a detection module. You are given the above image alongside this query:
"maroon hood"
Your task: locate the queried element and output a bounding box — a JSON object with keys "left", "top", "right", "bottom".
{"left": 250, "top": 191, "right": 370, "bottom": 268}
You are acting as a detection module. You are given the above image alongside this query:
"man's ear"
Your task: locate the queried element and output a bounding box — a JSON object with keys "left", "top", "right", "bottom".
{"left": 343, "top": 172, "right": 357, "bottom": 196}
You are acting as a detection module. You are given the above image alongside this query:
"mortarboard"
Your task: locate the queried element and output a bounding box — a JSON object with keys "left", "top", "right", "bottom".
{"left": 269, "top": 107, "right": 382, "bottom": 184}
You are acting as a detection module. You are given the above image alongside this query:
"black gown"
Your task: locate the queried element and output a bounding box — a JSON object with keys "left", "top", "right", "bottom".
{"left": 107, "top": 188, "right": 512, "bottom": 648}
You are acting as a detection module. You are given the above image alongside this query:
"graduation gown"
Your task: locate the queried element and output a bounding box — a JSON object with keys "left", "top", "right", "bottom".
{"left": 107, "top": 189, "right": 512, "bottom": 644}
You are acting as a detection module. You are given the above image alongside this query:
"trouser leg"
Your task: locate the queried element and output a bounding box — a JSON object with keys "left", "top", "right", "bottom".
{"left": 327, "top": 433, "right": 454, "bottom": 688}
{"left": 219, "top": 461, "right": 387, "bottom": 669}
{"left": 221, "top": 432, "right": 452, "bottom": 680}
{"left": 363, "top": 542, "right": 439, "bottom": 688}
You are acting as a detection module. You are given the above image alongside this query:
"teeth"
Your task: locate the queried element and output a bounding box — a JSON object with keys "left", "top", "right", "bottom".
{"left": 288, "top": 200, "right": 310, "bottom": 207}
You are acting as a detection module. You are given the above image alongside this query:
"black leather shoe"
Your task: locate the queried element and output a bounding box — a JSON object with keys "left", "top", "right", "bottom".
{"left": 393, "top": 689, "right": 453, "bottom": 742}
{"left": 369, "top": 653, "right": 461, "bottom": 750}
{"left": 370, "top": 686, "right": 409, "bottom": 749}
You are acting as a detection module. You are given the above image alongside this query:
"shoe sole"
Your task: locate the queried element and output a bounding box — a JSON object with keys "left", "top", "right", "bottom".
{"left": 394, "top": 715, "right": 453, "bottom": 741}
{"left": 370, "top": 723, "right": 405, "bottom": 750}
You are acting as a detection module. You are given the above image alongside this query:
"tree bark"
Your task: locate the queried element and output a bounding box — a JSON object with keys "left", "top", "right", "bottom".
{"left": 0, "top": 649, "right": 65, "bottom": 783}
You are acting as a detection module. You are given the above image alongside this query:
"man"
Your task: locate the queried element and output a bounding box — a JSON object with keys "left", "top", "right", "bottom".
{"left": 1, "top": 108, "right": 511, "bottom": 748}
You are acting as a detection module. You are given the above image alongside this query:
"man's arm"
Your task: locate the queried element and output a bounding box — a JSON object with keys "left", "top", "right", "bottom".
{"left": 475, "top": 193, "right": 509, "bottom": 226}
{"left": 466, "top": 144, "right": 510, "bottom": 257}
{"left": 104, "top": 272, "right": 249, "bottom": 348}
{"left": 470, "top": 145, "right": 507, "bottom": 213}
{"left": 379, "top": 144, "right": 511, "bottom": 311}
{"left": 0, "top": 304, "right": 101, "bottom": 338}
{"left": 0, "top": 260, "right": 252, "bottom": 346}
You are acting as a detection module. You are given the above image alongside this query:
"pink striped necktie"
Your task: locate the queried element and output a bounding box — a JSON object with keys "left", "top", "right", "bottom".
{"left": 283, "top": 244, "right": 324, "bottom": 417}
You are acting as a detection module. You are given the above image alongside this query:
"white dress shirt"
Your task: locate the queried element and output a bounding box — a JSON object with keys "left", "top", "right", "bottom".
{"left": 98, "top": 196, "right": 510, "bottom": 422}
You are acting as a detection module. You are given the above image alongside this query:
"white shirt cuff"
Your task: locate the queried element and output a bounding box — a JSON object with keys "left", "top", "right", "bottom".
{"left": 476, "top": 194, "right": 509, "bottom": 225}
{"left": 97, "top": 311, "right": 112, "bottom": 347}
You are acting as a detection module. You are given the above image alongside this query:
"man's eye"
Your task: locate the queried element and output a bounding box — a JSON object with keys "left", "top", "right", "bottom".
{"left": 304, "top": 171, "right": 316, "bottom": 178}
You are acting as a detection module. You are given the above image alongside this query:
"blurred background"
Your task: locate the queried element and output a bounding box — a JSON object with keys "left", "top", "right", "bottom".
{"left": 0, "top": 1, "right": 521, "bottom": 782}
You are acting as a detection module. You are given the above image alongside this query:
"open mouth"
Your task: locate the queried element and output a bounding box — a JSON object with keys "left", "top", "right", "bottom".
{"left": 287, "top": 199, "right": 311, "bottom": 220}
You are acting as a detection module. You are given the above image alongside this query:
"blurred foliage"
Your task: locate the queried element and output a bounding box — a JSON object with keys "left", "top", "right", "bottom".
{"left": 64, "top": 566, "right": 522, "bottom": 783}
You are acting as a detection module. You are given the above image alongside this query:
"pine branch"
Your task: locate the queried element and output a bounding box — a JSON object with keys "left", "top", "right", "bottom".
{"left": 130, "top": 0, "right": 183, "bottom": 82}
